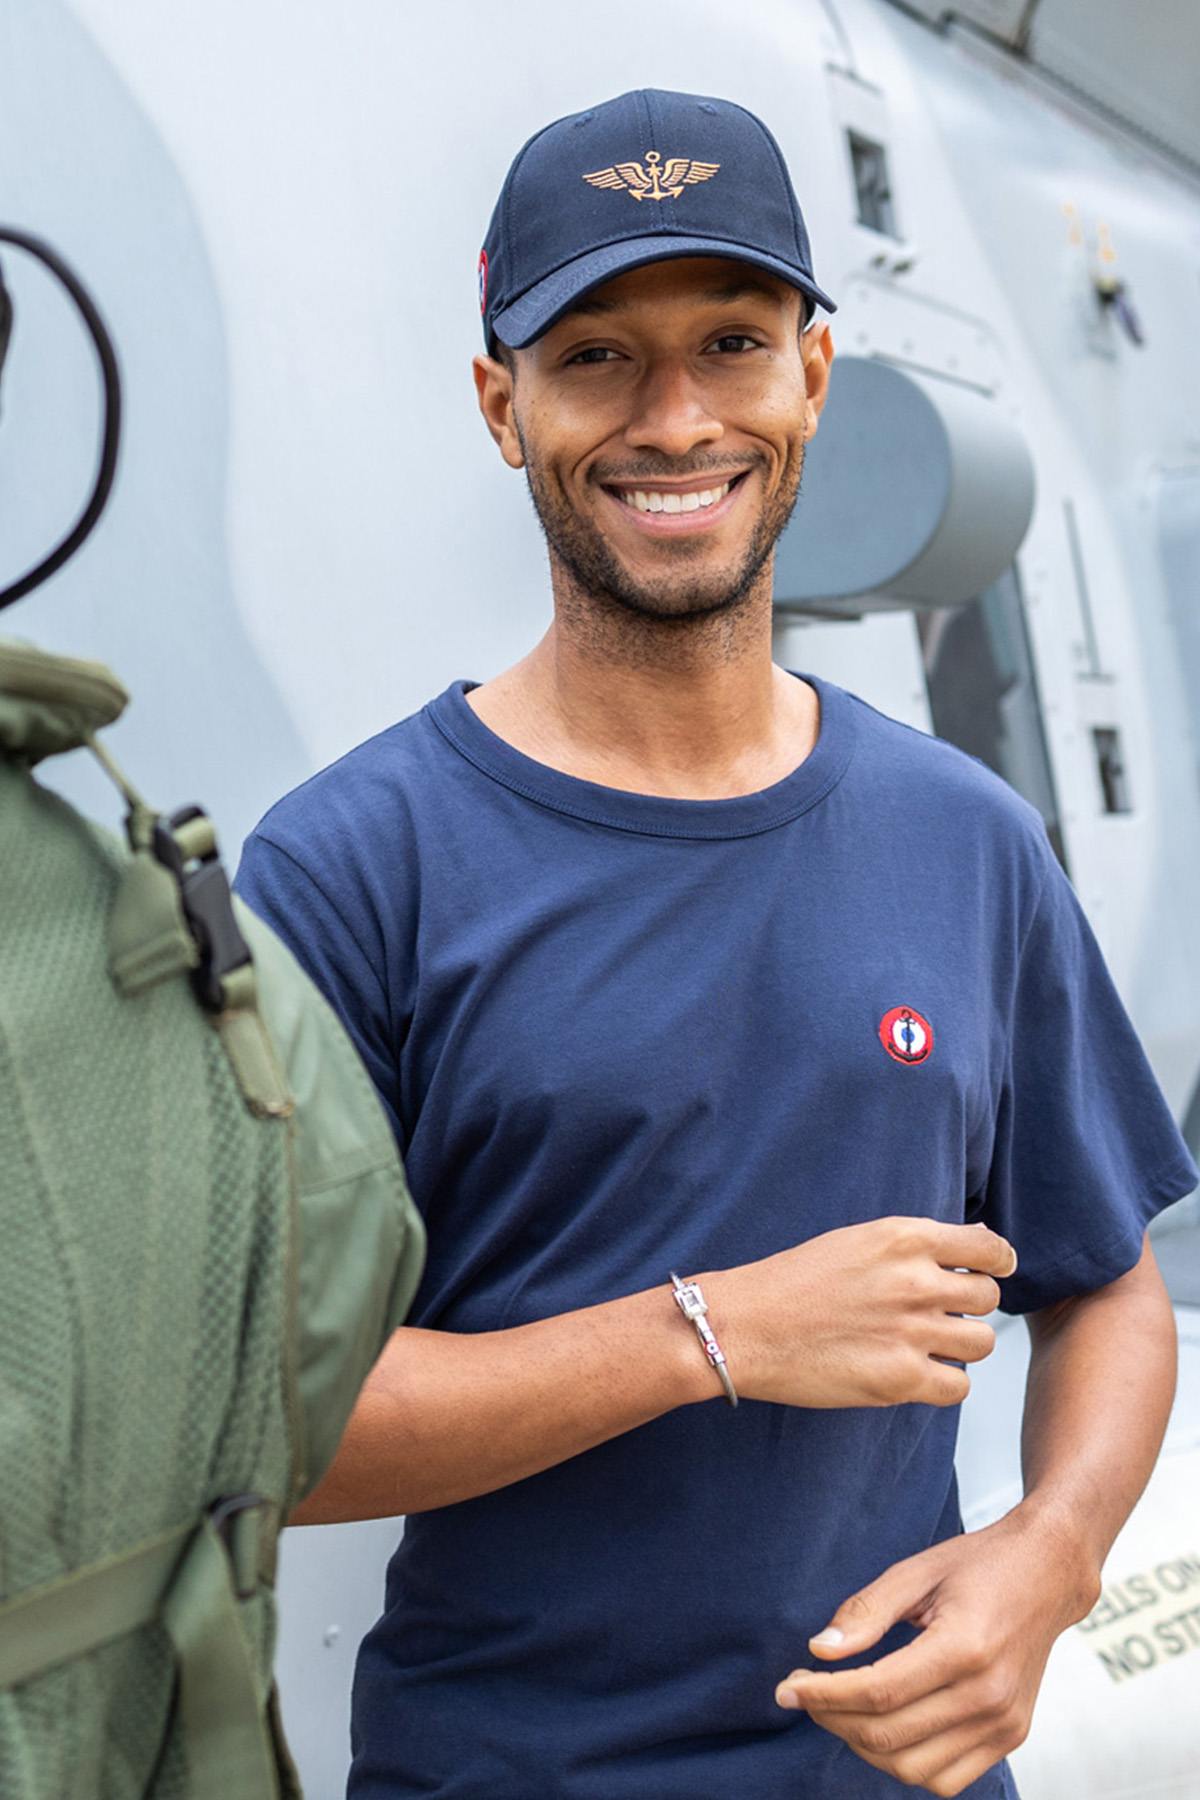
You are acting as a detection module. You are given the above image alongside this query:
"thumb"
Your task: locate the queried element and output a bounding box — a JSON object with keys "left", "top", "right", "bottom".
{"left": 809, "top": 1555, "right": 940, "bottom": 1660}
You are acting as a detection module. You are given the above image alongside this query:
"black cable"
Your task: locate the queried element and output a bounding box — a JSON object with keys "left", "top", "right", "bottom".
{"left": 0, "top": 227, "right": 122, "bottom": 613}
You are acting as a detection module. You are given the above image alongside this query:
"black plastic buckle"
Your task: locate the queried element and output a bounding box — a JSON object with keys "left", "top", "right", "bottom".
{"left": 153, "top": 805, "right": 253, "bottom": 1012}
{"left": 208, "top": 1493, "right": 269, "bottom": 1601}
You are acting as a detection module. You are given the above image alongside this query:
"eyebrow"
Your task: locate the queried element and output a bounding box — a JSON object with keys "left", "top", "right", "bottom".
{"left": 566, "top": 275, "right": 787, "bottom": 319}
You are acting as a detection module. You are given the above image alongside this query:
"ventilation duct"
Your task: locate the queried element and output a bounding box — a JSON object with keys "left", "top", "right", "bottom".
{"left": 773, "top": 355, "right": 1035, "bottom": 616}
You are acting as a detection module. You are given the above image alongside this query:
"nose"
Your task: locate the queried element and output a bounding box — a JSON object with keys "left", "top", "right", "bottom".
{"left": 622, "top": 358, "right": 724, "bottom": 460}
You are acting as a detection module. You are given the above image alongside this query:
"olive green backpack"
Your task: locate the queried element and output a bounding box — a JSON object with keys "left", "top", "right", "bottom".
{"left": 0, "top": 639, "right": 426, "bottom": 1798}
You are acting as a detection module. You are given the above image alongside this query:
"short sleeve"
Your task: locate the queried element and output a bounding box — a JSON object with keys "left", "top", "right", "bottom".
{"left": 979, "top": 853, "right": 1198, "bottom": 1314}
{"left": 236, "top": 829, "right": 405, "bottom": 1145}
{"left": 237, "top": 907, "right": 425, "bottom": 1495}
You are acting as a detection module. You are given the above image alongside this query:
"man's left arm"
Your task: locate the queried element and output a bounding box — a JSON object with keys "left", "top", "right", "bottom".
{"left": 775, "top": 1233, "right": 1177, "bottom": 1797}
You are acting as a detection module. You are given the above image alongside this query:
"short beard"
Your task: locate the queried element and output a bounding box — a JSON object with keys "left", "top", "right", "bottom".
{"left": 518, "top": 429, "right": 805, "bottom": 631}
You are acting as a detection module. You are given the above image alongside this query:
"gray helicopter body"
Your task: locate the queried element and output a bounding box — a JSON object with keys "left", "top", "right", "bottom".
{"left": 2, "top": 1, "right": 1197, "bottom": 1791}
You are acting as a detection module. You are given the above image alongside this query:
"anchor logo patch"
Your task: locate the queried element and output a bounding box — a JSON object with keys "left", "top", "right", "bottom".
{"left": 879, "top": 1005, "right": 934, "bottom": 1066}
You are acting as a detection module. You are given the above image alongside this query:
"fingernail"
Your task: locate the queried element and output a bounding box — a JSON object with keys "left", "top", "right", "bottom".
{"left": 810, "top": 1627, "right": 845, "bottom": 1648}
{"left": 775, "top": 1685, "right": 800, "bottom": 1709}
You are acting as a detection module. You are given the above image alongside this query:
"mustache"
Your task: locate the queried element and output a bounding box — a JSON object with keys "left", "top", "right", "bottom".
{"left": 589, "top": 451, "right": 766, "bottom": 485}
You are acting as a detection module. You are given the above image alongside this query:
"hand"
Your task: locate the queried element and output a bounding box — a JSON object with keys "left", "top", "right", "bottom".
{"left": 773, "top": 1508, "right": 1099, "bottom": 1797}
{"left": 703, "top": 1218, "right": 1015, "bottom": 1409}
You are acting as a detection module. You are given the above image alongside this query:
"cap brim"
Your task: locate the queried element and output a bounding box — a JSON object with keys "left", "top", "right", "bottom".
{"left": 491, "top": 234, "right": 837, "bottom": 349}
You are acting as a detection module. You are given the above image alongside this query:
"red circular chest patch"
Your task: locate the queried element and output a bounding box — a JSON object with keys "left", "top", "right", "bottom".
{"left": 879, "top": 1005, "right": 934, "bottom": 1066}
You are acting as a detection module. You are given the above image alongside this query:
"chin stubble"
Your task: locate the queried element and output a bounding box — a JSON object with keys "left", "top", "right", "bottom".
{"left": 518, "top": 429, "right": 806, "bottom": 632}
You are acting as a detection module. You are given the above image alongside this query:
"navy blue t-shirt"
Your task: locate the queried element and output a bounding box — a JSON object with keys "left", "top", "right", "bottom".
{"left": 238, "top": 674, "right": 1197, "bottom": 1800}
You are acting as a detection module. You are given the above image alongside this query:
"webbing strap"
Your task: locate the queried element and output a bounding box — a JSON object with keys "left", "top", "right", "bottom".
{"left": 0, "top": 1515, "right": 281, "bottom": 1798}
{"left": 161, "top": 1516, "right": 280, "bottom": 1798}
{"left": 0, "top": 1521, "right": 191, "bottom": 1688}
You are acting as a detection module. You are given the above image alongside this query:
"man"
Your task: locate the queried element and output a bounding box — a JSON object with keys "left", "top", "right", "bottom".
{"left": 237, "top": 89, "right": 1197, "bottom": 1799}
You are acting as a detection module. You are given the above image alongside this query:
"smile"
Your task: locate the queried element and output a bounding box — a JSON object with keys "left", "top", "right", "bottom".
{"left": 600, "top": 471, "right": 750, "bottom": 534}
{"left": 618, "top": 481, "right": 732, "bottom": 514}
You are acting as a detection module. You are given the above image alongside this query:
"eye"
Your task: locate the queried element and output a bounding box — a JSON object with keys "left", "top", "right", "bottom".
{"left": 566, "top": 346, "right": 622, "bottom": 366}
{"left": 707, "top": 334, "right": 762, "bottom": 355}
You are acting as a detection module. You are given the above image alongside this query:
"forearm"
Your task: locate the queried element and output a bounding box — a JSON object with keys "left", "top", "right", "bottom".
{"left": 291, "top": 1282, "right": 712, "bottom": 1523}
{"left": 1014, "top": 1234, "right": 1177, "bottom": 1598}
{"left": 291, "top": 1213, "right": 1018, "bottom": 1523}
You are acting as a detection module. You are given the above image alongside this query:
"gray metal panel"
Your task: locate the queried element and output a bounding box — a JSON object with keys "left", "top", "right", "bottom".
{"left": 882, "top": 0, "right": 1200, "bottom": 177}
{"left": 774, "top": 356, "right": 1035, "bottom": 613}
{"left": 1030, "top": 0, "right": 1200, "bottom": 176}
{"left": 884, "top": 0, "right": 1031, "bottom": 38}
{"left": 0, "top": 3, "right": 312, "bottom": 856}
{"left": 1157, "top": 470, "right": 1200, "bottom": 792}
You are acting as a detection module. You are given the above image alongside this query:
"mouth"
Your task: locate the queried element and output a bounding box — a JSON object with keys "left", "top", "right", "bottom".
{"left": 599, "top": 470, "right": 752, "bottom": 536}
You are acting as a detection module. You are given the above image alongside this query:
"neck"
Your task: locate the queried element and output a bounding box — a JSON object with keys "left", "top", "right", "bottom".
{"left": 467, "top": 555, "right": 819, "bottom": 799}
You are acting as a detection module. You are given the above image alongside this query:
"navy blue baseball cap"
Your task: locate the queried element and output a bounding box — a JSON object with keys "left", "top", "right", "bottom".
{"left": 478, "top": 88, "right": 837, "bottom": 353}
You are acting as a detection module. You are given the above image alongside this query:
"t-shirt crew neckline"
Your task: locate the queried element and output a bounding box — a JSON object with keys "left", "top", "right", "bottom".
{"left": 426, "top": 671, "right": 857, "bottom": 841}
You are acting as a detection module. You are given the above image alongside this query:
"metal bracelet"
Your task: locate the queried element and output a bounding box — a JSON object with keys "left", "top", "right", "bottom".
{"left": 669, "top": 1272, "right": 738, "bottom": 1407}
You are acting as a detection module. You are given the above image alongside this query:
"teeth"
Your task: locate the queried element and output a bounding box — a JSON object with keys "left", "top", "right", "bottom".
{"left": 621, "top": 481, "right": 731, "bottom": 515}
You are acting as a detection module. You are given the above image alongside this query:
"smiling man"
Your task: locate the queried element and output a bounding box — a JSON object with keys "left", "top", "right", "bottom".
{"left": 237, "top": 90, "right": 1197, "bottom": 1799}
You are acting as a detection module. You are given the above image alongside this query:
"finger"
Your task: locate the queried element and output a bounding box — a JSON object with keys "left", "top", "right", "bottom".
{"left": 794, "top": 1539, "right": 963, "bottom": 1670}
{"left": 808, "top": 1557, "right": 942, "bottom": 1660}
{"left": 912, "top": 1741, "right": 1012, "bottom": 1798}
{"left": 931, "top": 1224, "right": 1017, "bottom": 1279}
{"left": 940, "top": 1271, "right": 1002, "bottom": 1316}
{"left": 780, "top": 1630, "right": 957, "bottom": 1716}
{"left": 917, "top": 1358, "right": 971, "bottom": 1407}
{"left": 805, "top": 1685, "right": 974, "bottom": 1756}
{"left": 927, "top": 1317, "right": 995, "bottom": 1365}
{"left": 848, "top": 1721, "right": 1010, "bottom": 1797}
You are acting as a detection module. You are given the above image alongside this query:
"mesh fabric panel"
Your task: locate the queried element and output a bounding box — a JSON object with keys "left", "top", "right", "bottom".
{"left": 0, "top": 764, "right": 292, "bottom": 1798}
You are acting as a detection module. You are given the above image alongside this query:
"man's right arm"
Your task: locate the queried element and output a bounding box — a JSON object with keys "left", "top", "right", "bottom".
{"left": 291, "top": 1218, "right": 1015, "bottom": 1522}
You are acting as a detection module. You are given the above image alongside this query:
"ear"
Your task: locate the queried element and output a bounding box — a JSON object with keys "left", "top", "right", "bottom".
{"left": 473, "top": 353, "right": 525, "bottom": 469}
{"left": 800, "top": 321, "right": 835, "bottom": 442}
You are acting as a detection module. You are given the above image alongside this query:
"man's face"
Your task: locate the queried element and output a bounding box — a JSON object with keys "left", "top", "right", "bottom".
{"left": 476, "top": 256, "right": 833, "bottom": 623}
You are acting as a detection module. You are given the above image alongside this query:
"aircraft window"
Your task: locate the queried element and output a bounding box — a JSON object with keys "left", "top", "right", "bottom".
{"left": 1092, "top": 727, "right": 1131, "bottom": 815}
{"left": 846, "top": 131, "right": 898, "bottom": 237}
{"left": 916, "top": 563, "right": 1068, "bottom": 870}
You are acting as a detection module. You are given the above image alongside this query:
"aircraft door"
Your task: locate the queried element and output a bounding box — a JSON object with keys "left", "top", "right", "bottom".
{"left": 1157, "top": 467, "right": 1200, "bottom": 1160}
{"left": 916, "top": 564, "right": 1067, "bottom": 869}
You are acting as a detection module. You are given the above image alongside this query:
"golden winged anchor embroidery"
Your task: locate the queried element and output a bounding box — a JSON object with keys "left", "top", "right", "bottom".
{"left": 583, "top": 149, "right": 721, "bottom": 203}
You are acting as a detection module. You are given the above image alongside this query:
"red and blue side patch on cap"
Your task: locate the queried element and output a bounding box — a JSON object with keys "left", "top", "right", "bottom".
{"left": 879, "top": 1005, "right": 934, "bottom": 1066}
{"left": 477, "top": 249, "right": 488, "bottom": 317}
